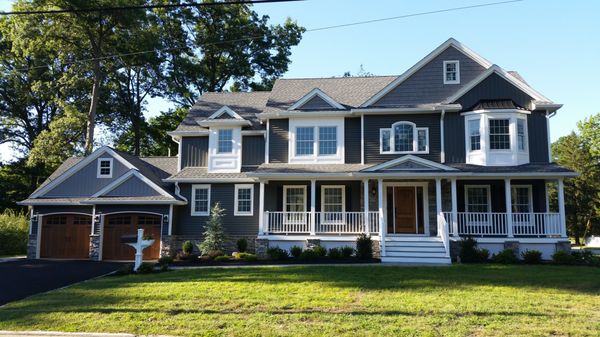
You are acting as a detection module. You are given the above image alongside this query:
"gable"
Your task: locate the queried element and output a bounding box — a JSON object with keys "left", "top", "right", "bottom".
{"left": 372, "top": 46, "right": 487, "bottom": 107}
{"left": 364, "top": 155, "right": 457, "bottom": 172}
{"left": 380, "top": 161, "right": 441, "bottom": 171}
{"left": 103, "top": 175, "right": 163, "bottom": 197}
{"left": 455, "top": 72, "right": 534, "bottom": 111}
{"left": 297, "top": 95, "right": 338, "bottom": 110}
{"left": 288, "top": 88, "right": 345, "bottom": 110}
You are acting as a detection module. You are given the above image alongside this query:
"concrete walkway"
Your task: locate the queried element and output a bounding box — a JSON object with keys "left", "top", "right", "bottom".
{"left": 0, "top": 332, "right": 174, "bottom": 337}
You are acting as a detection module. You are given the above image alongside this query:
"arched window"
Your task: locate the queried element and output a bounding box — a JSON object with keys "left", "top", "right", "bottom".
{"left": 379, "top": 121, "right": 428, "bottom": 154}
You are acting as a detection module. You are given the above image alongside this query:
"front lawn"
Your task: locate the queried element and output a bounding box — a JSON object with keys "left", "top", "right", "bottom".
{"left": 0, "top": 265, "right": 599, "bottom": 336}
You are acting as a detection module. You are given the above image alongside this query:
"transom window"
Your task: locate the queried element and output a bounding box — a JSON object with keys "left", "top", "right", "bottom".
{"left": 234, "top": 184, "right": 254, "bottom": 216}
{"left": 217, "top": 129, "right": 233, "bottom": 153}
{"left": 489, "top": 119, "right": 511, "bottom": 150}
{"left": 97, "top": 158, "right": 113, "bottom": 178}
{"left": 443, "top": 60, "right": 460, "bottom": 84}
{"left": 511, "top": 186, "right": 532, "bottom": 213}
{"left": 380, "top": 121, "right": 428, "bottom": 154}
{"left": 295, "top": 126, "right": 337, "bottom": 156}
{"left": 468, "top": 119, "right": 481, "bottom": 151}
{"left": 191, "top": 184, "right": 211, "bottom": 216}
{"left": 465, "top": 186, "right": 491, "bottom": 213}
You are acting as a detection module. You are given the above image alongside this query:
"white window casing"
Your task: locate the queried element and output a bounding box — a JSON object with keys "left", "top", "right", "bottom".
{"left": 97, "top": 158, "right": 113, "bottom": 178}
{"left": 320, "top": 185, "right": 346, "bottom": 224}
{"left": 283, "top": 185, "right": 307, "bottom": 212}
{"left": 191, "top": 184, "right": 211, "bottom": 216}
{"left": 208, "top": 126, "right": 241, "bottom": 172}
{"left": 464, "top": 185, "right": 491, "bottom": 213}
{"left": 511, "top": 185, "right": 533, "bottom": 213}
{"left": 443, "top": 60, "right": 460, "bottom": 84}
{"left": 234, "top": 184, "right": 254, "bottom": 216}
{"left": 379, "top": 121, "right": 429, "bottom": 154}
{"left": 288, "top": 118, "right": 344, "bottom": 164}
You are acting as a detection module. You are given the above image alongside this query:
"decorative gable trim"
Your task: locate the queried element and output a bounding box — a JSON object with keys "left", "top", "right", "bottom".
{"left": 208, "top": 106, "right": 245, "bottom": 120}
{"left": 360, "top": 38, "right": 493, "bottom": 107}
{"left": 444, "top": 65, "right": 552, "bottom": 105}
{"left": 364, "top": 155, "right": 458, "bottom": 172}
{"left": 91, "top": 170, "right": 173, "bottom": 198}
{"left": 288, "top": 88, "right": 345, "bottom": 110}
{"left": 197, "top": 106, "right": 252, "bottom": 127}
{"left": 29, "top": 146, "right": 137, "bottom": 199}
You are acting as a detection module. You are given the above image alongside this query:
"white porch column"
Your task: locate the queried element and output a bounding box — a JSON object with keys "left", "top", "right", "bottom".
{"left": 377, "top": 179, "right": 385, "bottom": 256}
{"left": 450, "top": 178, "right": 458, "bottom": 236}
{"left": 435, "top": 178, "right": 442, "bottom": 216}
{"left": 310, "top": 179, "right": 316, "bottom": 235}
{"left": 558, "top": 178, "right": 567, "bottom": 237}
{"left": 258, "top": 181, "right": 265, "bottom": 235}
{"left": 363, "top": 179, "right": 369, "bottom": 234}
{"left": 505, "top": 178, "right": 514, "bottom": 238}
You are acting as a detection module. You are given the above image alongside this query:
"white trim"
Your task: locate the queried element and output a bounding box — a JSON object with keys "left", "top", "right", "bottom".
{"left": 445, "top": 65, "right": 552, "bottom": 104}
{"left": 101, "top": 211, "right": 164, "bottom": 217}
{"left": 208, "top": 126, "right": 242, "bottom": 173}
{"left": 249, "top": 171, "right": 578, "bottom": 179}
{"left": 464, "top": 185, "right": 492, "bottom": 213}
{"left": 234, "top": 184, "right": 254, "bottom": 216}
{"left": 283, "top": 185, "right": 307, "bottom": 212}
{"left": 98, "top": 213, "right": 104, "bottom": 261}
{"left": 30, "top": 146, "right": 137, "bottom": 199}
{"left": 190, "top": 184, "right": 211, "bottom": 216}
{"left": 320, "top": 185, "right": 346, "bottom": 213}
{"left": 164, "top": 177, "right": 258, "bottom": 183}
{"left": 265, "top": 119, "right": 270, "bottom": 163}
{"left": 91, "top": 170, "right": 172, "bottom": 198}
{"left": 168, "top": 204, "right": 173, "bottom": 236}
{"left": 288, "top": 118, "right": 345, "bottom": 164}
{"left": 361, "top": 38, "right": 493, "bottom": 107}
{"left": 36, "top": 214, "right": 42, "bottom": 259}
{"left": 83, "top": 200, "right": 185, "bottom": 205}
{"left": 382, "top": 182, "right": 430, "bottom": 235}
{"left": 546, "top": 110, "right": 552, "bottom": 162}
{"left": 168, "top": 130, "right": 264, "bottom": 137}
{"left": 440, "top": 109, "right": 446, "bottom": 163}
{"left": 35, "top": 211, "right": 92, "bottom": 217}
{"left": 378, "top": 121, "right": 429, "bottom": 155}
{"left": 208, "top": 106, "right": 245, "bottom": 120}
{"left": 360, "top": 114, "right": 365, "bottom": 165}
{"left": 511, "top": 184, "right": 533, "bottom": 213}
{"left": 288, "top": 88, "right": 345, "bottom": 110}
{"left": 198, "top": 119, "right": 251, "bottom": 127}
{"left": 175, "top": 136, "right": 182, "bottom": 172}
{"left": 365, "top": 155, "right": 458, "bottom": 172}
{"left": 96, "top": 158, "right": 113, "bottom": 178}
{"left": 443, "top": 60, "right": 460, "bottom": 84}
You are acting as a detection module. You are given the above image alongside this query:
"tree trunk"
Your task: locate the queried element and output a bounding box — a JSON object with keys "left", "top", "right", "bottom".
{"left": 84, "top": 60, "right": 102, "bottom": 154}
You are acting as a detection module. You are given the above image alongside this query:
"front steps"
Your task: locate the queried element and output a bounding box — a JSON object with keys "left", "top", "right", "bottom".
{"left": 380, "top": 236, "right": 451, "bottom": 264}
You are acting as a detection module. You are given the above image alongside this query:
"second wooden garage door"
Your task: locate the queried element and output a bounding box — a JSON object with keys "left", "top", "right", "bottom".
{"left": 103, "top": 214, "right": 161, "bottom": 261}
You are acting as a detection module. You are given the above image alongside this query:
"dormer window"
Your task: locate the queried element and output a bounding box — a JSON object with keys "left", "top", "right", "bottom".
{"left": 97, "top": 158, "right": 113, "bottom": 178}
{"left": 380, "top": 121, "right": 429, "bottom": 154}
{"left": 443, "top": 60, "right": 460, "bottom": 84}
{"left": 217, "top": 129, "right": 233, "bottom": 153}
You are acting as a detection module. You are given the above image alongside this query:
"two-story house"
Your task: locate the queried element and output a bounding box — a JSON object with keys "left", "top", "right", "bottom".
{"left": 20, "top": 38, "right": 576, "bottom": 264}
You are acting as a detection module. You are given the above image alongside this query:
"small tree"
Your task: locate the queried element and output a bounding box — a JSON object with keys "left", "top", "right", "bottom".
{"left": 197, "top": 203, "right": 227, "bottom": 256}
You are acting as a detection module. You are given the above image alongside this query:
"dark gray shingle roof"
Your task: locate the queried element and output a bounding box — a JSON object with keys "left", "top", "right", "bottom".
{"left": 165, "top": 167, "right": 255, "bottom": 181}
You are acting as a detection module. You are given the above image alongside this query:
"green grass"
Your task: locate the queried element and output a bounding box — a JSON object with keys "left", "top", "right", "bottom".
{"left": 1, "top": 265, "right": 599, "bottom": 337}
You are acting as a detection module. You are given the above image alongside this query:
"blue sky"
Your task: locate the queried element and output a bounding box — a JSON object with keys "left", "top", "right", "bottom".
{"left": 1, "top": 0, "right": 599, "bottom": 161}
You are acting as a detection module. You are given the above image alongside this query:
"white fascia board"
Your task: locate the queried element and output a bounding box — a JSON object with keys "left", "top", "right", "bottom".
{"left": 256, "top": 111, "right": 353, "bottom": 120}
{"left": 360, "top": 38, "right": 493, "bottom": 107}
{"left": 445, "top": 65, "right": 552, "bottom": 104}
{"left": 163, "top": 177, "right": 258, "bottom": 183}
{"left": 352, "top": 104, "right": 462, "bottom": 114}
{"left": 247, "top": 171, "right": 577, "bottom": 180}
{"left": 167, "top": 130, "right": 210, "bottom": 137}
{"left": 82, "top": 200, "right": 186, "bottom": 205}
{"left": 29, "top": 146, "right": 137, "bottom": 199}
{"left": 91, "top": 170, "right": 173, "bottom": 198}
{"left": 197, "top": 119, "right": 252, "bottom": 127}
{"left": 532, "top": 102, "right": 563, "bottom": 112}
{"left": 288, "top": 88, "right": 345, "bottom": 110}
{"left": 364, "top": 155, "right": 459, "bottom": 172}
{"left": 460, "top": 109, "right": 531, "bottom": 116}
{"left": 208, "top": 106, "right": 245, "bottom": 120}
{"left": 17, "top": 200, "right": 84, "bottom": 206}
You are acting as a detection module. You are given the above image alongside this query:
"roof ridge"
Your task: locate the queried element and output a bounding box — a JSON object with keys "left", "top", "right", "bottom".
{"left": 276, "top": 75, "right": 398, "bottom": 80}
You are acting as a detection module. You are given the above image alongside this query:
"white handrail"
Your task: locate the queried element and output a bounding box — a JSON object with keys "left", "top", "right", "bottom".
{"left": 442, "top": 212, "right": 563, "bottom": 237}
{"left": 265, "top": 211, "right": 379, "bottom": 234}
{"left": 437, "top": 212, "right": 450, "bottom": 257}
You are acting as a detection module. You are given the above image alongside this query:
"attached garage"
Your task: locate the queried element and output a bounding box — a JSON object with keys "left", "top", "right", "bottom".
{"left": 102, "top": 213, "right": 162, "bottom": 260}
{"left": 40, "top": 214, "right": 92, "bottom": 259}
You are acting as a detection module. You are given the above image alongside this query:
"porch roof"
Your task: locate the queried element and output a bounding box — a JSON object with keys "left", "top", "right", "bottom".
{"left": 164, "top": 166, "right": 257, "bottom": 182}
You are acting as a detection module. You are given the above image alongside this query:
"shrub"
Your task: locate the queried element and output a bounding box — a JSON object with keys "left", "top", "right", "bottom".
{"left": 492, "top": 249, "right": 519, "bottom": 264}
{"left": 207, "top": 250, "right": 224, "bottom": 259}
{"left": 328, "top": 247, "right": 341, "bottom": 259}
{"left": 198, "top": 203, "right": 227, "bottom": 256}
{"left": 137, "top": 262, "right": 155, "bottom": 274}
{"left": 182, "top": 240, "right": 194, "bottom": 255}
{"left": 236, "top": 238, "right": 248, "bottom": 253}
{"left": 355, "top": 234, "right": 373, "bottom": 259}
{"left": 241, "top": 254, "right": 258, "bottom": 262}
{"left": 299, "top": 249, "right": 318, "bottom": 260}
{"left": 233, "top": 252, "right": 254, "bottom": 260}
{"left": 158, "top": 255, "right": 174, "bottom": 266}
{"left": 341, "top": 246, "right": 354, "bottom": 258}
{"left": 552, "top": 250, "right": 576, "bottom": 265}
{"left": 214, "top": 255, "right": 231, "bottom": 262}
{"left": 0, "top": 210, "right": 28, "bottom": 256}
{"left": 267, "top": 247, "right": 288, "bottom": 260}
{"left": 290, "top": 245, "right": 303, "bottom": 258}
{"left": 572, "top": 250, "right": 598, "bottom": 265}
{"left": 521, "top": 250, "right": 543, "bottom": 264}
{"left": 313, "top": 245, "right": 327, "bottom": 257}
{"left": 113, "top": 264, "right": 134, "bottom": 276}
{"left": 476, "top": 248, "right": 490, "bottom": 262}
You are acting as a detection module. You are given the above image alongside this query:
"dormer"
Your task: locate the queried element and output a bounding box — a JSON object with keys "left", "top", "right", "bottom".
{"left": 288, "top": 88, "right": 345, "bottom": 111}
{"left": 201, "top": 106, "right": 248, "bottom": 173}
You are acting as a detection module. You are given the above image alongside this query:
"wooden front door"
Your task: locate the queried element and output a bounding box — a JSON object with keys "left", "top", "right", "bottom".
{"left": 40, "top": 215, "right": 92, "bottom": 259}
{"left": 394, "top": 187, "right": 417, "bottom": 233}
{"left": 103, "top": 214, "right": 161, "bottom": 261}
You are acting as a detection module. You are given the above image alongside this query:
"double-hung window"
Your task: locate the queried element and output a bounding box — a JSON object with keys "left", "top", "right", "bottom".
{"left": 321, "top": 186, "right": 345, "bottom": 224}
{"left": 283, "top": 186, "right": 307, "bottom": 225}
{"left": 191, "top": 185, "right": 210, "bottom": 216}
{"left": 443, "top": 60, "right": 460, "bottom": 84}
{"left": 97, "top": 158, "right": 113, "bottom": 178}
{"left": 468, "top": 119, "right": 481, "bottom": 151}
{"left": 295, "top": 126, "right": 338, "bottom": 156}
{"left": 318, "top": 127, "right": 337, "bottom": 155}
{"left": 217, "top": 129, "right": 233, "bottom": 153}
{"left": 465, "top": 186, "right": 491, "bottom": 213}
{"left": 234, "top": 184, "right": 254, "bottom": 216}
{"left": 296, "top": 127, "right": 314, "bottom": 156}
{"left": 380, "top": 122, "right": 428, "bottom": 154}
{"left": 511, "top": 185, "right": 533, "bottom": 228}
{"left": 489, "top": 119, "right": 511, "bottom": 150}
{"left": 517, "top": 119, "right": 527, "bottom": 152}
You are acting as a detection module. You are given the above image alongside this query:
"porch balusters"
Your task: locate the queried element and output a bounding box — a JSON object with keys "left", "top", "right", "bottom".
{"left": 450, "top": 178, "right": 458, "bottom": 237}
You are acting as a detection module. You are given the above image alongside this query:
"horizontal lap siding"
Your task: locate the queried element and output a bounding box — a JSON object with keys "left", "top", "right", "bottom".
{"left": 105, "top": 176, "right": 161, "bottom": 197}
{"left": 269, "top": 119, "right": 289, "bottom": 163}
{"left": 242, "top": 135, "right": 265, "bottom": 166}
{"left": 174, "top": 183, "right": 259, "bottom": 236}
{"left": 181, "top": 137, "right": 208, "bottom": 168}
{"left": 344, "top": 117, "right": 361, "bottom": 164}
{"left": 364, "top": 114, "right": 441, "bottom": 164}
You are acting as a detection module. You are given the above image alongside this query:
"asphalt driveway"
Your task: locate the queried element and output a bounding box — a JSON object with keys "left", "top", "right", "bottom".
{"left": 0, "top": 259, "right": 123, "bottom": 305}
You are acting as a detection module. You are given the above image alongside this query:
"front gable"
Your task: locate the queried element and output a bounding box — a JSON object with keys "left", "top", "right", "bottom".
{"left": 364, "top": 155, "right": 458, "bottom": 172}
{"left": 288, "top": 88, "right": 345, "bottom": 110}
{"left": 92, "top": 170, "right": 170, "bottom": 198}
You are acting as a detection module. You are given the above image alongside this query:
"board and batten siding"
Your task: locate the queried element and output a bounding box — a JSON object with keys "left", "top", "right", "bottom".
{"left": 363, "top": 114, "right": 441, "bottom": 164}
{"left": 268, "top": 119, "right": 289, "bottom": 163}
{"left": 528, "top": 111, "right": 550, "bottom": 163}
{"left": 443, "top": 112, "right": 466, "bottom": 164}
{"left": 457, "top": 179, "right": 547, "bottom": 213}
{"left": 180, "top": 136, "right": 208, "bottom": 168}
{"left": 373, "top": 46, "right": 486, "bottom": 106}
{"left": 242, "top": 135, "right": 265, "bottom": 166}
{"left": 344, "top": 117, "right": 361, "bottom": 164}
{"left": 174, "top": 183, "right": 259, "bottom": 236}
{"left": 455, "top": 73, "right": 533, "bottom": 111}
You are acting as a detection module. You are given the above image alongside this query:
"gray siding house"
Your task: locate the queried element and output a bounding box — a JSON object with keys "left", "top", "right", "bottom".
{"left": 20, "top": 38, "right": 575, "bottom": 263}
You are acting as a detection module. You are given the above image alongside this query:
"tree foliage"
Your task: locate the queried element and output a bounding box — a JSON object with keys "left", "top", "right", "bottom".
{"left": 197, "top": 202, "right": 227, "bottom": 256}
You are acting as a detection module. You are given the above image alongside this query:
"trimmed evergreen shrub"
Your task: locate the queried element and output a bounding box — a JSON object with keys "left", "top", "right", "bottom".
{"left": 521, "top": 250, "right": 543, "bottom": 264}
{"left": 267, "top": 247, "right": 289, "bottom": 260}
{"left": 458, "top": 237, "right": 489, "bottom": 263}
{"left": 137, "top": 262, "right": 155, "bottom": 274}
{"left": 492, "top": 249, "right": 519, "bottom": 264}
{"left": 214, "top": 255, "right": 231, "bottom": 262}
{"left": 313, "top": 245, "right": 327, "bottom": 257}
{"left": 198, "top": 203, "right": 227, "bottom": 256}
{"left": 299, "top": 249, "right": 318, "bottom": 260}
{"left": 476, "top": 248, "right": 490, "bottom": 262}
{"left": 552, "top": 250, "right": 576, "bottom": 264}
{"left": 290, "top": 246, "right": 303, "bottom": 258}
{"left": 341, "top": 246, "right": 354, "bottom": 258}
{"left": 328, "top": 247, "right": 341, "bottom": 259}
{"left": 241, "top": 254, "right": 258, "bottom": 262}
{"left": 182, "top": 241, "right": 194, "bottom": 255}
{"left": 236, "top": 238, "right": 248, "bottom": 253}
{"left": 158, "top": 256, "right": 174, "bottom": 266}
{"left": 355, "top": 234, "right": 373, "bottom": 259}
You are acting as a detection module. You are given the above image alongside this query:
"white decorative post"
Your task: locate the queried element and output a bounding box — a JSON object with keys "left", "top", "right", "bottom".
{"left": 505, "top": 178, "right": 514, "bottom": 238}
{"left": 310, "top": 179, "right": 316, "bottom": 235}
{"left": 126, "top": 228, "right": 155, "bottom": 272}
{"left": 377, "top": 179, "right": 385, "bottom": 256}
{"left": 258, "top": 181, "right": 265, "bottom": 235}
{"left": 363, "top": 179, "right": 369, "bottom": 234}
{"left": 558, "top": 178, "right": 567, "bottom": 237}
{"left": 450, "top": 178, "right": 458, "bottom": 236}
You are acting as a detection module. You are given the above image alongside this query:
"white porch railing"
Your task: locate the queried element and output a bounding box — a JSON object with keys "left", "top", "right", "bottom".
{"left": 437, "top": 212, "right": 450, "bottom": 257}
{"left": 443, "top": 212, "right": 563, "bottom": 237}
{"left": 265, "top": 211, "right": 380, "bottom": 235}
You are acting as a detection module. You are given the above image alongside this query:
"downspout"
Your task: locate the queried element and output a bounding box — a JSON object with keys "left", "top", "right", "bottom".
{"left": 174, "top": 182, "right": 188, "bottom": 203}
{"left": 440, "top": 109, "right": 446, "bottom": 163}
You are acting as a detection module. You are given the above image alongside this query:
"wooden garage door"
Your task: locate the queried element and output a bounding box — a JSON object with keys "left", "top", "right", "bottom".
{"left": 103, "top": 214, "right": 161, "bottom": 261}
{"left": 40, "top": 215, "right": 92, "bottom": 259}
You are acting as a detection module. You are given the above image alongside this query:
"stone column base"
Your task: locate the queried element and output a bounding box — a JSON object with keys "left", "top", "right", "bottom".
{"left": 27, "top": 234, "right": 37, "bottom": 259}
{"left": 555, "top": 240, "right": 571, "bottom": 253}
{"left": 371, "top": 240, "right": 381, "bottom": 258}
{"left": 306, "top": 238, "right": 321, "bottom": 249}
{"left": 160, "top": 235, "right": 174, "bottom": 257}
{"left": 255, "top": 239, "right": 269, "bottom": 258}
{"left": 503, "top": 240, "right": 520, "bottom": 256}
{"left": 89, "top": 234, "right": 101, "bottom": 261}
